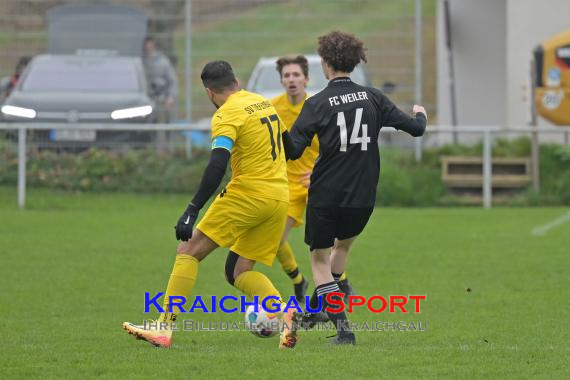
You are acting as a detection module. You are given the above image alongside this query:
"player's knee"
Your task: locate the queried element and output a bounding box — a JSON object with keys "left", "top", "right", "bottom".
{"left": 224, "top": 251, "right": 239, "bottom": 286}
{"left": 176, "top": 241, "right": 194, "bottom": 255}
{"left": 311, "top": 254, "right": 331, "bottom": 270}
{"left": 176, "top": 242, "right": 204, "bottom": 260}
{"left": 233, "top": 266, "right": 251, "bottom": 280}
{"left": 336, "top": 237, "right": 356, "bottom": 252}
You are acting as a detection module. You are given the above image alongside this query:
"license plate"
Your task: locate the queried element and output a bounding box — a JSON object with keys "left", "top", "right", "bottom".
{"left": 50, "top": 129, "right": 96, "bottom": 141}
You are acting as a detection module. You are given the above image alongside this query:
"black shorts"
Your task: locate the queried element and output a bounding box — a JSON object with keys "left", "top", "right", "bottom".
{"left": 305, "top": 206, "right": 374, "bottom": 250}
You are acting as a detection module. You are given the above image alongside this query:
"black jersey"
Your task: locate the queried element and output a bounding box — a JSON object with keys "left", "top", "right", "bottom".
{"left": 284, "top": 77, "right": 426, "bottom": 208}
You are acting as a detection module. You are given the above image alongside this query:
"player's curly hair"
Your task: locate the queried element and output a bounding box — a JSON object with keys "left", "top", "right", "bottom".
{"left": 275, "top": 55, "right": 309, "bottom": 78}
{"left": 317, "top": 30, "right": 367, "bottom": 73}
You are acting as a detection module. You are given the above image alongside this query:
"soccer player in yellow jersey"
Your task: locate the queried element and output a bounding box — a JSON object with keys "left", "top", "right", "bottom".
{"left": 123, "top": 61, "right": 298, "bottom": 349}
{"left": 271, "top": 55, "right": 354, "bottom": 303}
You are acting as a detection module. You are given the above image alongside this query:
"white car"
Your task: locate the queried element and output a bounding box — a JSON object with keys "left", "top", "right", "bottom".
{"left": 246, "top": 54, "right": 372, "bottom": 100}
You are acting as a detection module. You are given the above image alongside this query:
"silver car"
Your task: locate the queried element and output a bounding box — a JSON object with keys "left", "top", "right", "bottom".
{"left": 1, "top": 54, "right": 154, "bottom": 143}
{"left": 246, "top": 54, "right": 372, "bottom": 100}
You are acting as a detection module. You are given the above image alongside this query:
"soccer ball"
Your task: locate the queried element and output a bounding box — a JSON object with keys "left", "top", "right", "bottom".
{"left": 245, "top": 304, "right": 280, "bottom": 338}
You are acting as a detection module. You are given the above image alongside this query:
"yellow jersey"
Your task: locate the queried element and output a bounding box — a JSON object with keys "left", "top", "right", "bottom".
{"left": 271, "top": 92, "right": 319, "bottom": 181}
{"left": 211, "top": 90, "right": 288, "bottom": 202}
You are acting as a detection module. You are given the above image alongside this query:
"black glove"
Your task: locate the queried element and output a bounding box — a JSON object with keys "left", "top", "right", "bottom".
{"left": 175, "top": 203, "right": 199, "bottom": 241}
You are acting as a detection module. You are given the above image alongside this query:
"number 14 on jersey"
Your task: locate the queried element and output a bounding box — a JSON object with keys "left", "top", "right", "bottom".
{"left": 337, "top": 107, "right": 370, "bottom": 152}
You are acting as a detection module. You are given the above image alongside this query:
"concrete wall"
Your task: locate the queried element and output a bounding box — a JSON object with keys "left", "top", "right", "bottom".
{"left": 437, "top": 0, "right": 506, "bottom": 127}
{"left": 437, "top": 0, "right": 570, "bottom": 129}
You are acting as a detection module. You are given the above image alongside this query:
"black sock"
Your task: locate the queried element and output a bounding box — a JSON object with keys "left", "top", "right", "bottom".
{"left": 332, "top": 272, "right": 342, "bottom": 282}
{"left": 309, "top": 288, "right": 319, "bottom": 310}
{"left": 316, "top": 281, "right": 352, "bottom": 335}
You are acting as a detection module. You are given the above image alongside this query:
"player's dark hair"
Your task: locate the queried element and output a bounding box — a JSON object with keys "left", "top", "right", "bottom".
{"left": 275, "top": 55, "right": 309, "bottom": 78}
{"left": 201, "top": 60, "right": 238, "bottom": 93}
{"left": 317, "top": 30, "right": 367, "bottom": 73}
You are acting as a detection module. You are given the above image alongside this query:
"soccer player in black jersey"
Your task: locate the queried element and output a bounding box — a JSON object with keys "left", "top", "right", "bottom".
{"left": 282, "top": 30, "right": 427, "bottom": 345}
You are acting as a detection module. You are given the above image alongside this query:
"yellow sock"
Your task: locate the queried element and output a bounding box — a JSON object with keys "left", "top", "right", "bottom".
{"left": 234, "top": 270, "right": 283, "bottom": 311}
{"left": 159, "top": 254, "right": 199, "bottom": 323}
{"left": 277, "top": 242, "right": 303, "bottom": 285}
{"left": 340, "top": 272, "right": 347, "bottom": 281}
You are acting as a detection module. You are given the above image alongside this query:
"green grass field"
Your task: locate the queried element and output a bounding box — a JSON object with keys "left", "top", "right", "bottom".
{"left": 1, "top": 187, "right": 569, "bottom": 379}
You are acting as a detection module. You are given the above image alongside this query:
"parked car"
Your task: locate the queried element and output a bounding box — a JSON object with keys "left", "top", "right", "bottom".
{"left": 246, "top": 54, "right": 372, "bottom": 100}
{"left": 1, "top": 53, "right": 154, "bottom": 144}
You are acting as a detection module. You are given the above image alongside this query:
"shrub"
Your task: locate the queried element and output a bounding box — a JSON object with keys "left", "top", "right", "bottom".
{"left": 1, "top": 137, "right": 568, "bottom": 205}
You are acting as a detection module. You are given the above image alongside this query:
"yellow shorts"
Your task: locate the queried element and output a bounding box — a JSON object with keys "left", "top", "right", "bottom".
{"left": 197, "top": 190, "right": 288, "bottom": 266}
{"left": 288, "top": 181, "right": 308, "bottom": 227}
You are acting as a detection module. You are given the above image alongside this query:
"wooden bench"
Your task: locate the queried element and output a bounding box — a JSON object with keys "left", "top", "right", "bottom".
{"left": 441, "top": 156, "right": 532, "bottom": 191}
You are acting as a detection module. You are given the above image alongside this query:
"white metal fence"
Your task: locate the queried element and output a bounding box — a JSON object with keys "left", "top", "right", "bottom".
{"left": 2, "top": 122, "right": 569, "bottom": 209}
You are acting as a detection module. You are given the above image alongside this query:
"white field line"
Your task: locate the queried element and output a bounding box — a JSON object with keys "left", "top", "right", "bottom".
{"left": 531, "top": 211, "right": 570, "bottom": 236}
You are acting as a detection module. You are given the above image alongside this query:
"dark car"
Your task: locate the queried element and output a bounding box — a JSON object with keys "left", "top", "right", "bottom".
{"left": 1, "top": 53, "right": 154, "bottom": 144}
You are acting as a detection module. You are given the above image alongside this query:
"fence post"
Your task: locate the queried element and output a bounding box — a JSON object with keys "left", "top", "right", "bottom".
{"left": 483, "top": 129, "right": 492, "bottom": 208}
{"left": 529, "top": 58, "right": 540, "bottom": 192}
{"left": 18, "top": 127, "right": 26, "bottom": 209}
{"left": 414, "top": 0, "right": 423, "bottom": 162}
{"left": 185, "top": 0, "right": 192, "bottom": 122}
{"left": 185, "top": 132, "right": 193, "bottom": 159}
{"left": 531, "top": 126, "right": 540, "bottom": 192}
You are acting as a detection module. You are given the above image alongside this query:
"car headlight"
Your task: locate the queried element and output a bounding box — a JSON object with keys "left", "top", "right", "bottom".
{"left": 111, "top": 105, "right": 153, "bottom": 120}
{"left": 1, "top": 105, "right": 37, "bottom": 119}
